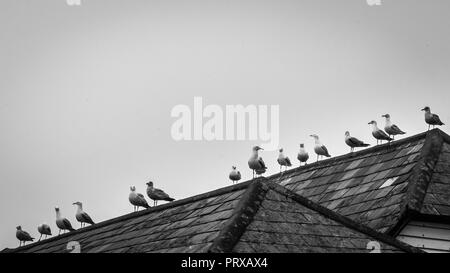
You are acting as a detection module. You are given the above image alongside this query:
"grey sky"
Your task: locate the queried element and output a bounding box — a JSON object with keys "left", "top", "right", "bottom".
{"left": 1, "top": 0, "right": 449, "bottom": 248}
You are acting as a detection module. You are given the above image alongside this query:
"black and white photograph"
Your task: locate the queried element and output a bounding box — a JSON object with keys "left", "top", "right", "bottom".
{"left": 1, "top": 0, "right": 449, "bottom": 264}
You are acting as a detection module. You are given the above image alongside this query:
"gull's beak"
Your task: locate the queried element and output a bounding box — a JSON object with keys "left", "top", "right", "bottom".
{"left": 421, "top": 108, "right": 425, "bottom": 111}
{"left": 368, "top": 122, "right": 372, "bottom": 125}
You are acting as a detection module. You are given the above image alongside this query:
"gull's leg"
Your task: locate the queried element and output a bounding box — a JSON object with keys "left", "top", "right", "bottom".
{"left": 39, "top": 234, "right": 42, "bottom": 241}
{"left": 59, "top": 229, "right": 61, "bottom": 236}
{"left": 279, "top": 165, "right": 282, "bottom": 173}
{"left": 316, "top": 155, "right": 319, "bottom": 162}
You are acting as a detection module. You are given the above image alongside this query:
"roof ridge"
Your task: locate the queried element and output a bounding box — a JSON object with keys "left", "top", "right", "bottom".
{"left": 208, "top": 179, "right": 269, "bottom": 253}
{"left": 388, "top": 129, "right": 446, "bottom": 235}
{"left": 265, "top": 181, "right": 425, "bottom": 253}
{"left": 264, "top": 129, "right": 435, "bottom": 180}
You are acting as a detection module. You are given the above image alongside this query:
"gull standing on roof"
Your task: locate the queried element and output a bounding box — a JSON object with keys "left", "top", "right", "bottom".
{"left": 422, "top": 106, "right": 445, "bottom": 130}
{"left": 297, "top": 144, "right": 309, "bottom": 166}
{"left": 345, "top": 131, "right": 370, "bottom": 152}
{"left": 229, "top": 166, "right": 241, "bottom": 185}
{"left": 129, "top": 186, "right": 150, "bottom": 212}
{"left": 16, "top": 226, "right": 34, "bottom": 247}
{"left": 310, "top": 135, "right": 331, "bottom": 162}
{"left": 277, "top": 148, "right": 292, "bottom": 172}
{"left": 55, "top": 207, "right": 75, "bottom": 235}
{"left": 248, "top": 146, "right": 267, "bottom": 178}
{"left": 146, "top": 181, "right": 175, "bottom": 206}
{"left": 37, "top": 223, "right": 52, "bottom": 241}
{"left": 73, "top": 202, "right": 95, "bottom": 228}
{"left": 382, "top": 114, "right": 406, "bottom": 140}
{"left": 368, "top": 121, "right": 393, "bottom": 145}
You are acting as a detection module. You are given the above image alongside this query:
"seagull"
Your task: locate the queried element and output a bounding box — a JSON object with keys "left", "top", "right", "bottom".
{"left": 422, "top": 106, "right": 445, "bottom": 130}
{"left": 248, "top": 146, "right": 267, "bottom": 178}
{"left": 229, "top": 166, "right": 241, "bottom": 184}
{"left": 37, "top": 223, "right": 52, "bottom": 241}
{"left": 368, "top": 121, "right": 393, "bottom": 145}
{"left": 129, "top": 186, "right": 150, "bottom": 212}
{"left": 73, "top": 202, "right": 95, "bottom": 228}
{"left": 16, "top": 226, "right": 34, "bottom": 247}
{"left": 345, "top": 131, "right": 370, "bottom": 152}
{"left": 382, "top": 114, "right": 406, "bottom": 140}
{"left": 277, "top": 148, "right": 292, "bottom": 172}
{"left": 55, "top": 207, "right": 75, "bottom": 235}
{"left": 146, "top": 181, "right": 175, "bottom": 206}
{"left": 310, "top": 135, "right": 331, "bottom": 162}
{"left": 297, "top": 144, "right": 309, "bottom": 166}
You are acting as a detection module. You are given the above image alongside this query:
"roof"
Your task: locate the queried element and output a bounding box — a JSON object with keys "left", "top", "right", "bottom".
{"left": 2, "top": 179, "right": 420, "bottom": 253}
{"left": 270, "top": 129, "right": 450, "bottom": 235}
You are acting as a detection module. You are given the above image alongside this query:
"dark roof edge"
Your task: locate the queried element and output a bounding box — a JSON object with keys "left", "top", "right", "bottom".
{"left": 266, "top": 181, "right": 425, "bottom": 253}
{"left": 2, "top": 180, "right": 255, "bottom": 253}
{"left": 393, "top": 129, "right": 446, "bottom": 234}
{"left": 388, "top": 210, "right": 450, "bottom": 238}
{"left": 208, "top": 179, "right": 269, "bottom": 253}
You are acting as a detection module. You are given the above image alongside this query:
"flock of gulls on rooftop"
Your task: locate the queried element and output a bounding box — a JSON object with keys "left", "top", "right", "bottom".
{"left": 15, "top": 181, "right": 175, "bottom": 247}
{"left": 15, "top": 107, "right": 445, "bottom": 247}
{"left": 231, "top": 107, "right": 445, "bottom": 182}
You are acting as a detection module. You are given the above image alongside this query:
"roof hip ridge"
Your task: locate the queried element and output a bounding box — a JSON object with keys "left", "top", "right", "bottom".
{"left": 208, "top": 178, "right": 270, "bottom": 253}
{"left": 389, "top": 129, "right": 446, "bottom": 235}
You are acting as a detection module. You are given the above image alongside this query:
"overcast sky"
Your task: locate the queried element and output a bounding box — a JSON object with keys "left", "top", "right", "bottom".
{"left": 1, "top": 0, "right": 449, "bottom": 249}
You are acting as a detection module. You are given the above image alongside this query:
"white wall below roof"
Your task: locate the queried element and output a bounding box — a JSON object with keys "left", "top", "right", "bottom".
{"left": 396, "top": 221, "right": 450, "bottom": 253}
